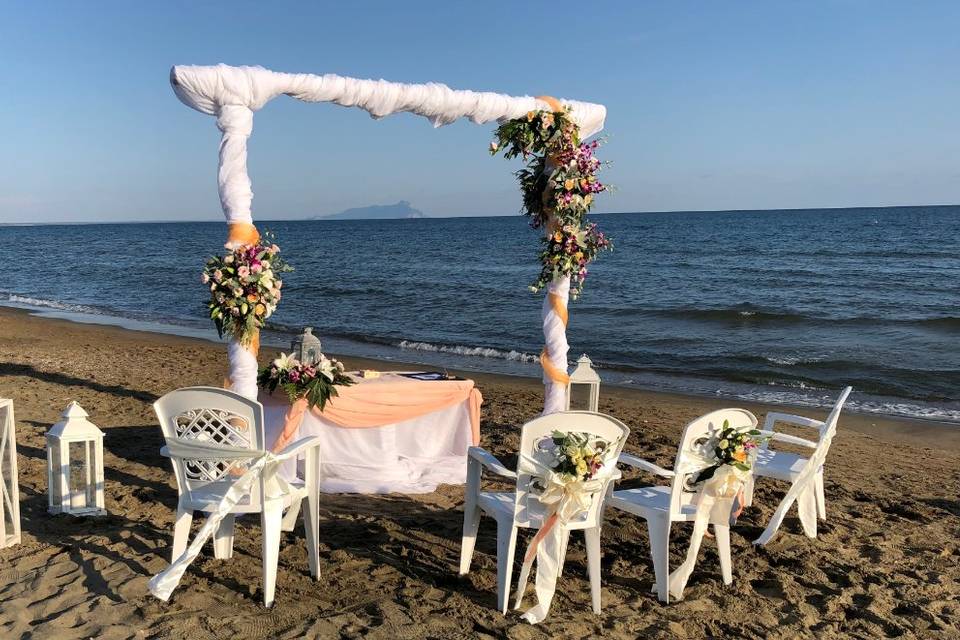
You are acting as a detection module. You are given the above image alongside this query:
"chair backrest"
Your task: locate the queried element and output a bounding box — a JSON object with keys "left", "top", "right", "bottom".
{"left": 154, "top": 386, "right": 266, "bottom": 505}
{"left": 804, "top": 385, "right": 852, "bottom": 470}
{"left": 668, "top": 408, "right": 758, "bottom": 516}
{"left": 513, "top": 411, "right": 630, "bottom": 528}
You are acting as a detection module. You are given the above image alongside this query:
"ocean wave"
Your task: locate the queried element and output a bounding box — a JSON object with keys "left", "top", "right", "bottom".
{"left": 397, "top": 340, "right": 538, "bottom": 363}
{"left": 4, "top": 294, "right": 100, "bottom": 314}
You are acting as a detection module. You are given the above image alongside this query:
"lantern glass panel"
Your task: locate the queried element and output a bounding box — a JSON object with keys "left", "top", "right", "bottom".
{"left": 68, "top": 441, "right": 90, "bottom": 509}
{"left": 568, "top": 384, "right": 593, "bottom": 411}
{"left": 48, "top": 440, "right": 63, "bottom": 506}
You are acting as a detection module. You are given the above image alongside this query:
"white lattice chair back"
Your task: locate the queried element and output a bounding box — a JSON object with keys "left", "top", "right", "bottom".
{"left": 154, "top": 387, "right": 266, "bottom": 507}
{"left": 668, "top": 408, "right": 758, "bottom": 516}
{"left": 513, "top": 411, "right": 629, "bottom": 529}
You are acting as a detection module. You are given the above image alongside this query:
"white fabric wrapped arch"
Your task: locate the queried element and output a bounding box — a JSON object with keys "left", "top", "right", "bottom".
{"left": 171, "top": 64, "right": 606, "bottom": 405}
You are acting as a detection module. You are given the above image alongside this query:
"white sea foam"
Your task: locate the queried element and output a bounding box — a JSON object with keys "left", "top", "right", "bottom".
{"left": 5, "top": 294, "right": 98, "bottom": 314}
{"left": 397, "top": 340, "right": 538, "bottom": 363}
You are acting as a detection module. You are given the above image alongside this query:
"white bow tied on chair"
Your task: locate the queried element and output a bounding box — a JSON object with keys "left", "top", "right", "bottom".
{"left": 512, "top": 453, "right": 615, "bottom": 624}
{"left": 665, "top": 459, "right": 750, "bottom": 601}
{"left": 148, "top": 438, "right": 299, "bottom": 601}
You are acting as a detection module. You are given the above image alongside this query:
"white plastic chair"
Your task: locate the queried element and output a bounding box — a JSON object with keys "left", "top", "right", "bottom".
{"left": 154, "top": 386, "right": 322, "bottom": 606}
{"left": 747, "top": 386, "right": 852, "bottom": 545}
{"left": 606, "top": 408, "right": 759, "bottom": 603}
{"left": 458, "top": 411, "right": 630, "bottom": 614}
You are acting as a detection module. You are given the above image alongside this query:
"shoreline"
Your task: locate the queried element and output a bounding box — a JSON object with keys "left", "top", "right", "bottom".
{"left": 2, "top": 305, "right": 956, "bottom": 451}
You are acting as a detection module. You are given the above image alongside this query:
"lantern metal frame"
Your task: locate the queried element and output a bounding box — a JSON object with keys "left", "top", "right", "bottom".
{"left": 565, "top": 354, "right": 601, "bottom": 413}
{"left": 292, "top": 326, "right": 323, "bottom": 364}
{"left": 46, "top": 402, "right": 106, "bottom": 516}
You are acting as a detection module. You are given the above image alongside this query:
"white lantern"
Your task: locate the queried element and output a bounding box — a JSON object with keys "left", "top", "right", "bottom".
{"left": 292, "top": 326, "right": 323, "bottom": 364}
{"left": 565, "top": 354, "right": 601, "bottom": 413}
{"left": 46, "top": 402, "right": 106, "bottom": 516}
{"left": 0, "top": 398, "right": 21, "bottom": 547}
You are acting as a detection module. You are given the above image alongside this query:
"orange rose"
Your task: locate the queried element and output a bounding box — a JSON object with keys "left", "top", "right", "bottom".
{"left": 246, "top": 293, "right": 258, "bottom": 303}
{"left": 255, "top": 303, "right": 266, "bottom": 316}
{"left": 732, "top": 449, "right": 747, "bottom": 463}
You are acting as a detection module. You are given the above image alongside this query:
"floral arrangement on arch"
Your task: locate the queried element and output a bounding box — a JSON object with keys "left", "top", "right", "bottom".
{"left": 257, "top": 352, "right": 355, "bottom": 411}
{"left": 201, "top": 233, "right": 292, "bottom": 346}
{"left": 490, "top": 107, "right": 612, "bottom": 298}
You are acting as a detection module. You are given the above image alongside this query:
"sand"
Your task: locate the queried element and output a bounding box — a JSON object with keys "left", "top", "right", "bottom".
{"left": 0, "top": 306, "right": 957, "bottom": 639}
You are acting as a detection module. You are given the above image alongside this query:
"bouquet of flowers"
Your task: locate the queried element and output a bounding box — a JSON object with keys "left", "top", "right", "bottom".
{"left": 694, "top": 420, "right": 767, "bottom": 484}
{"left": 545, "top": 431, "right": 612, "bottom": 481}
{"left": 490, "top": 107, "right": 612, "bottom": 297}
{"left": 257, "top": 352, "right": 355, "bottom": 411}
{"left": 533, "top": 223, "right": 612, "bottom": 298}
{"left": 202, "top": 234, "right": 291, "bottom": 346}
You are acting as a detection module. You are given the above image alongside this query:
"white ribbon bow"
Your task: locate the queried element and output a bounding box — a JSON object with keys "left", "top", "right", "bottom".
{"left": 148, "top": 439, "right": 298, "bottom": 601}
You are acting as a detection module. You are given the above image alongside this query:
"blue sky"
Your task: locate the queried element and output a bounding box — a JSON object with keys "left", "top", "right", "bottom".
{"left": 1, "top": 1, "right": 958, "bottom": 223}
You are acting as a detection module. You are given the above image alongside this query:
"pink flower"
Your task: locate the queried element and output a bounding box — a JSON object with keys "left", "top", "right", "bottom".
{"left": 201, "top": 273, "right": 210, "bottom": 284}
{"left": 251, "top": 263, "right": 263, "bottom": 274}
{"left": 213, "top": 269, "right": 223, "bottom": 282}
{"left": 237, "top": 266, "right": 250, "bottom": 278}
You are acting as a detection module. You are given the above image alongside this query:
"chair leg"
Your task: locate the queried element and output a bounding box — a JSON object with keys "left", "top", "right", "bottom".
{"left": 281, "top": 499, "right": 302, "bottom": 532}
{"left": 261, "top": 499, "right": 283, "bottom": 607}
{"left": 584, "top": 526, "right": 602, "bottom": 614}
{"left": 647, "top": 517, "right": 671, "bottom": 603}
{"left": 556, "top": 528, "right": 571, "bottom": 578}
{"left": 814, "top": 470, "right": 826, "bottom": 520}
{"left": 797, "top": 485, "right": 818, "bottom": 539}
{"left": 213, "top": 514, "right": 235, "bottom": 560}
{"left": 459, "top": 505, "right": 481, "bottom": 575}
{"left": 495, "top": 520, "right": 518, "bottom": 614}
{"left": 303, "top": 449, "right": 321, "bottom": 580}
{"left": 171, "top": 503, "right": 193, "bottom": 563}
{"left": 713, "top": 524, "right": 733, "bottom": 585}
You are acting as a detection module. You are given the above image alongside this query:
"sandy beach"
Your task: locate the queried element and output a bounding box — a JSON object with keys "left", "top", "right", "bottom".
{"left": 0, "top": 305, "right": 957, "bottom": 639}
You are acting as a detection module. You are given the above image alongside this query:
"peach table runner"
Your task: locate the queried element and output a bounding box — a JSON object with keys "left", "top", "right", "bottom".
{"left": 270, "top": 373, "right": 482, "bottom": 452}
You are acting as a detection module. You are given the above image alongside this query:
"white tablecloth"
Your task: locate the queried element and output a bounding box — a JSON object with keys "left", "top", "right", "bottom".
{"left": 262, "top": 393, "right": 474, "bottom": 494}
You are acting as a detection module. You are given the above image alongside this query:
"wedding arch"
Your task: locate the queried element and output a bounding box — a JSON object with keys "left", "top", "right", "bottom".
{"left": 170, "top": 63, "right": 609, "bottom": 415}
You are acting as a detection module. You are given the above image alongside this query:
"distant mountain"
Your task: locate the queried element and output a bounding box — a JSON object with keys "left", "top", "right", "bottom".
{"left": 317, "top": 200, "right": 426, "bottom": 221}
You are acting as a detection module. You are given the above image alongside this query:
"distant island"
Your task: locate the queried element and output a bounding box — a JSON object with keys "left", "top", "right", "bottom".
{"left": 316, "top": 200, "right": 426, "bottom": 221}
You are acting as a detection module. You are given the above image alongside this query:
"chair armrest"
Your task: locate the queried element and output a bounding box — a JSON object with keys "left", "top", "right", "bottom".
{"left": 763, "top": 412, "right": 825, "bottom": 432}
{"left": 758, "top": 430, "right": 818, "bottom": 449}
{"left": 276, "top": 435, "right": 322, "bottom": 459}
{"left": 160, "top": 445, "right": 171, "bottom": 458}
{"left": 618, "top": 452, "right": 675, "bottom": 478}
{"left": 468, "top": 446, "right": 516, "bottom": 479}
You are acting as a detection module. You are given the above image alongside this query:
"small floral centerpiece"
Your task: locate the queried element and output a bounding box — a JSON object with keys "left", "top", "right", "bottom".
{"left": 202, "top": 234, "right": 292, "bottom": 346}
{"left": 257, "top": 352, "right": 355, "bottom": 411}
{"left": 694, "top": 420, "right": 767, "bottom": 484}
{"left": 490, "top": 107, "right": 612, "bottom": 298}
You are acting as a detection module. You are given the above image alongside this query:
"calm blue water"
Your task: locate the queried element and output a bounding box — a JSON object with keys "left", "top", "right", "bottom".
{"left": 3, "top": 206, "right": 959, "bottom": 422}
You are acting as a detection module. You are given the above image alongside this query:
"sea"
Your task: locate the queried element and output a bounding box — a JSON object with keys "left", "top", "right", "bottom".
{"left": 3, "top": 205, "right": 959, "bottom": 424}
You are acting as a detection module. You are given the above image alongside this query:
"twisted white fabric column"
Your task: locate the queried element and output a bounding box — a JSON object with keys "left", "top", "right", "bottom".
{"left": 541, "top": 277, "right": 570, "bottom": 415}
{"left": 215, "top": 105, "right": 255, "bottom": 226}
{"left": 227, "top": 339, "right": 259, "bottom": 401}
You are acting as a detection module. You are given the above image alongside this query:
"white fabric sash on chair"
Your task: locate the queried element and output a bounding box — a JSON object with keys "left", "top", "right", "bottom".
{"left": 512, "top": 453, "right": 616, "bottom": 624}
{"left": 665, "top": 464, "right": 748, "bottom": 601}
{"left": 148, "top": 438, "right": 299, "bottom": 601}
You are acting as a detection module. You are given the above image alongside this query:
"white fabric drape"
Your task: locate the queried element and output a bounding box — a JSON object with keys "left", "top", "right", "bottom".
{"left": 171, "top": 64, "right": 606, "bottom": 137}
{"left": 227, "top": 339, "right": 259, "bottom": 400}
{"left": 542, "top": 277, "right": 570, "bottom": 415}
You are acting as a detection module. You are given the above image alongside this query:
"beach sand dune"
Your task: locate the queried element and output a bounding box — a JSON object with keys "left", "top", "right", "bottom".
{"left": 0, "top": 307, "right": 957, "bottom": 639}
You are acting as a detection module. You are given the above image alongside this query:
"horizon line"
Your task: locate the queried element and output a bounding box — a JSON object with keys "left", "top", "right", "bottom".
{"left": 1, "top": 202, "right": 957, "bottom": 227}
